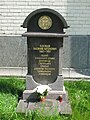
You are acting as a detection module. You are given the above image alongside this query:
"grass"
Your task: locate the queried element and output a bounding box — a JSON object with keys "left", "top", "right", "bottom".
{"left": 65, "top": 81, "right": 90, "bottom": 120}
{"left": 0, "top": 77, "right": 90, "bottom": 120}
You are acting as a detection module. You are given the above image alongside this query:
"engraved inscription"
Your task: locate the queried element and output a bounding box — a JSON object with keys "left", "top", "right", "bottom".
{"left": 29, "top": 39, "right": 59, "bottom": 84}
{"left": 33, "top": 44, "right": 57, "bottom": 76}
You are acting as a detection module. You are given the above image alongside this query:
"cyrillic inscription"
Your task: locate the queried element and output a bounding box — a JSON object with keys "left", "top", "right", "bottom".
{"left": 33, "top": 44, "right": 57, "bottom": 76}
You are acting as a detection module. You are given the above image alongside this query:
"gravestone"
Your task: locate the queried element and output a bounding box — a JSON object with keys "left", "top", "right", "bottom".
{"left": 16, "top": 8, "right": 72, "bottom": 114}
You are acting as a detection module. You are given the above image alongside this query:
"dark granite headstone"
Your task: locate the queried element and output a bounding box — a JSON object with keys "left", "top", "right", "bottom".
{"left": 16, "top": 8, "right": 72, "bottom": 114}
{"left": 22, "top": 8, "right": 67, "bottom": 84}
{"left": 28, "top": 38, "right": 62, "bottom": 84}
{"left": 22, "top": 8, "right": 67, "bottom": 86}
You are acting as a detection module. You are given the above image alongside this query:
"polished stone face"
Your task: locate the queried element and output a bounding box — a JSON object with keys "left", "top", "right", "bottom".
{"left": 26, "top": 9, "right": 64, "bottom": 84}
{"left": 27, "top": 11, "right": 63, "bottom": 33}
{"left": 27, "top": 38, "right": 62, "bottom": 84}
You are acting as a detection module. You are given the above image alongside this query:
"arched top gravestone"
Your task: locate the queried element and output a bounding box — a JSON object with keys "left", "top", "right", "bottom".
{"left": 22, "top": 8, "right": 68, "bottom": 85}
{"left": 17, "top": 9, "right": 72, "bottom": 114}
{"left": 22, "top": 8, "right": 68, "bottom": 32}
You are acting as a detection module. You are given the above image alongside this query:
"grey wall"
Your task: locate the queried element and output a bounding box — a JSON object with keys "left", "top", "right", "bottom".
{"left": 63, "top": 35, "right": 90, "bottom": 69}
{"left": 0, "top": 35, "right": 90, "bottom": 70}
{"left": 0, "top": 36, "right": 27, "bottom": 67}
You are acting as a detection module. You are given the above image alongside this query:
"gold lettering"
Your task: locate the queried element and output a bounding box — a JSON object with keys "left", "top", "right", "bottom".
{"left": 39, "top": 60, "right": 50, "bottom": 63}
{"left": 33, "top": 45, "right": 57, "bottom": 52}
{"left": 48, "top": 57, "right": 55, "bottom": 60}
{"left": 43, "top": 47, "right": 57, "bottom": 51}
{"left": 40, "top": 45, "right": 50, "bottom": 48}
{"left": 39, "top": 63, "right": 51, "bottom": 65}
{"left": 40, "top": 65, "right": 49, "bottom": 68}
{"left": 33, "top": 44, "right": 56, "bottom": 76}
{"left": 35, "top": 57, "right": 47, "bottom": 60}
{"left": 44, "top": 68, "right": 55, "bottom": 70}
{"left": 41, "top": 54, "right": 48, "bottom": 57}
{"left": 38, "top": 71, "right": 51, "bottom": 73}
{"left": 39, "top": 73, "right": 51, "bottom": 76}
{"left": 33, "top": 47, "right": 43, "bottom": 50}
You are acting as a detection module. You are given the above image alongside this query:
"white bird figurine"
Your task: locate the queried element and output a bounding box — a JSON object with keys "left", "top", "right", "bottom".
{"left": 32, "top": 85, "right": 52, "bottom": 94}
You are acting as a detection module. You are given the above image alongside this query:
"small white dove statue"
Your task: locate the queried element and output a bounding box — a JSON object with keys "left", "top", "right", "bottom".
{"left": 32, "top": 85, "right": 52, "bottom": 94}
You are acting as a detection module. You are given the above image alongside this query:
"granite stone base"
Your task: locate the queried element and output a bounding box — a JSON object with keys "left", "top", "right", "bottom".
{"left": 23, "top": 86, "right": 67, "bottom": 101}
{"left": 26, "top": 75, "right": 64, "bottom": 91}
{"left": 16, "top": 86, "right": 72, "bottom": 114}
{"left": 16, "top": 99, "right": 72, "bottom": 115}
{"left": 16, "top": 74, "right": 72, "bottom": 114}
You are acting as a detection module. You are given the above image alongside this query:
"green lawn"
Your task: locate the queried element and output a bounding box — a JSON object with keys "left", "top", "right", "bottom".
{"left": 0, "top": 77, "right": 90, "bottom": 120}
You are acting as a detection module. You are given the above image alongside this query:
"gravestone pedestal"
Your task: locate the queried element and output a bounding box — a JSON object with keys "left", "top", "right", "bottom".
{"left": 16, "top": 8, "right": 72, "bottom": 114}
{"left": 24, "top": 75, "right": 66, "bottom": 100}
{"left": 26, "top": 75, "right": 64, "bottom": 91}
{"left": 17, "top": 75, "right": 72, "bottom": 114}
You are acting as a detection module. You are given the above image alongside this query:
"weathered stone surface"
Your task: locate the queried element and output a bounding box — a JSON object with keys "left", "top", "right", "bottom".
{"left": 49, "top": 76, "right": 64, "bottom": 91}
{"left": 16, "top": 99, "right": 72, "bottom": 115}
{"left": 16, "top": 100, "right": 28, "bottom": 113}
{"left": 0, "top": 36, "right": 27, "bottom": 67}
{"left": 26, "top": 75, "right": 64, "bottom": 91}
{"left": 63, "top": 35, "right": 89, "bottom": 69}
{"left": 59, "top": 101, "right": 72, "bottom": 114}
{"left": 23, "top": 86, "right": 67, "bottom": 101}
{"left": 27, "top": 99, "right": 59, "bottom": 115}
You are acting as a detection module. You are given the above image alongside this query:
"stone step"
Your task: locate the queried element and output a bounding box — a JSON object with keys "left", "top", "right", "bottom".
{"left": 23, "top": 87, "right": 68, "bottom": 102}
{"left": 16, "top": 99, "right": 72, "bottom": 114}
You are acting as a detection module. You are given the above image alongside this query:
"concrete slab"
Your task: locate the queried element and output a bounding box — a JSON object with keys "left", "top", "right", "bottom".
{"left": 16, "top": 99, "right": 72, "bottom": 115}
{"left": 16, "top": 100, "right": 28, "bottom": 113}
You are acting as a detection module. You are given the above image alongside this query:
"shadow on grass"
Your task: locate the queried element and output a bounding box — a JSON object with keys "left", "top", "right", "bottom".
{"left": 0, "top": 77, "right": 25, "bottom": 101}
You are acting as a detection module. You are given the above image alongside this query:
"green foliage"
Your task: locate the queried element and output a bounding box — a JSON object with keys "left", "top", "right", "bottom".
{"left": 65, "top": 81, "right": 90, "bottom": 120}
{"left": 0, "top": 77, "right": 26, "bottom": 120}
{"left": 0, "top": 77, "right": 90, "bottom": 120}
{"left": 0, "top": 77, "right": 25, "bottom": 95}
